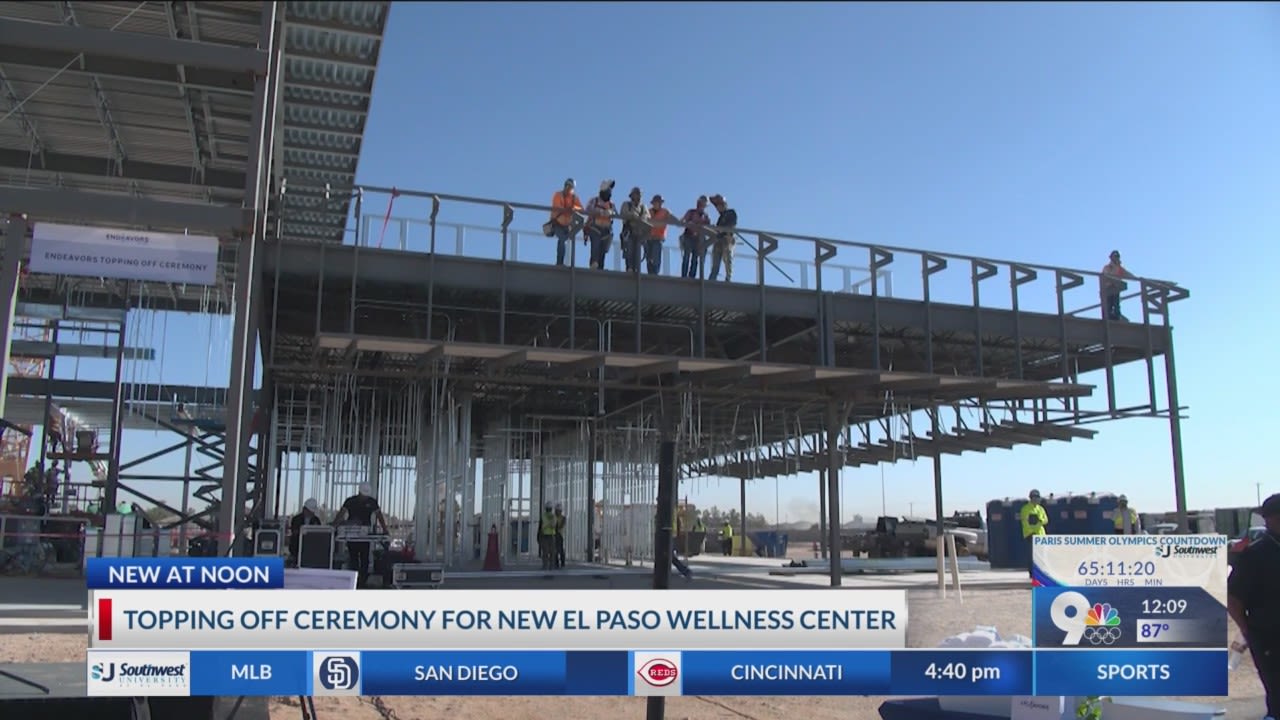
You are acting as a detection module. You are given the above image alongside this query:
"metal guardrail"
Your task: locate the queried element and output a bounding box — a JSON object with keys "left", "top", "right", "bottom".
{"left": 280, "top": 182, "right": 1186, "bottom": 325}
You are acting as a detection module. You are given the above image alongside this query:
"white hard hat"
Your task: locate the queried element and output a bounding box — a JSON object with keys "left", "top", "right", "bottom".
{"left": 304, "top": 498, "right": 319, "bottom": 512}
{"left": 358, "top": 482, "right": 372, "bottom": 496}
{"left": 600, "top": 179, "right": 615, "bottom": 192}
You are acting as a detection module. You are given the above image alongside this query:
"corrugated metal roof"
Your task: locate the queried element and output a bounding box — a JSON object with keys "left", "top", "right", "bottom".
{"left": 0, "top": 0, "right": 389, "bottom": 249}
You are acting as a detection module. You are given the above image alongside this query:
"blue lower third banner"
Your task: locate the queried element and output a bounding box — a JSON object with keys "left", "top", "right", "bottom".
{"left": 1035, "top": 650, "right": 1227, "bottom": 696}
{"left": 157, "top": 649, "right": 1225, "bottom": 696}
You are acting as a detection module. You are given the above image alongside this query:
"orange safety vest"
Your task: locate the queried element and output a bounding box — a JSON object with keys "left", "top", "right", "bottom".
{"left": 590, "top": 198, "right": 614, "bottom": 227}
{"left": 551, "top": 190, "right": 581, "bottom": 226}
{"left": 649, "top": 207, "right": 672, "bottom": 239}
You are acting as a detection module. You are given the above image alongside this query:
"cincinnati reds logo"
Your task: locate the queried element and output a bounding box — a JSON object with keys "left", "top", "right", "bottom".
{"left": 637, "top": 658, "right": 679, "bottom": 687}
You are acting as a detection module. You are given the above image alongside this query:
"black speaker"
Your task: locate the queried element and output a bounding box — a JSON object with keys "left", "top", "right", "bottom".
{"left": 0, "top": 696, "right": 142, "bottom": 719}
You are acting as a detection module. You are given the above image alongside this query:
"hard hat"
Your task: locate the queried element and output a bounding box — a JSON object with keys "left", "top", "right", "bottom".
{"left": 599, "top": 179, "right": 615, "bottom": 192}
{"left": 304, "top": 498, "right": 319, "bottom": 512}
{"left": 1118, "top": 494, "right": 1128, "bottom": 502}
{"left": 1029, "top": 489, "right": 1042, "bottom": 499}
{"left": 358, "top": 482, "right": 372, "bottom": 496}
{"left": 651, "top": 194, "right": 664, "bottom": 203}
{"left": 630, "top": 186, "right": 641, "bottom": 195}
{"left": 555, "top": 502, "right": 563, "bottom": 510}
{"left": 564, "top": 178, "right": 575, "bottom": 188}
{"left": 544, "top": 501, "right": 552, "bottom": 509}
{"left": 709, "top": 193, "right": 725, "bottom": 205}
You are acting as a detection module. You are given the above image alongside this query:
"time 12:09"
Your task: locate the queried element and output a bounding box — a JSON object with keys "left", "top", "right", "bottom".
{"left": 1076, "top": 560, "right": 1156, "bottom": 576}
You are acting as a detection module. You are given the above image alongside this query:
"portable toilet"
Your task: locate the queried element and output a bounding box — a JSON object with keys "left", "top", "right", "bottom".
{"left": 1082, "top": 493, "right": 1120, "bottom": 534}
{"left": 1048, "top": 494, "right": 1073, "bottom": 535}
{"left": 1064, "top": 494, "right": 1095, "bottom": 535}
{"left": 998, "top": 497, "right": 1029, "bottom": 569}
{"left": 986, "top": 498, "right": 1013, "bottom": 568}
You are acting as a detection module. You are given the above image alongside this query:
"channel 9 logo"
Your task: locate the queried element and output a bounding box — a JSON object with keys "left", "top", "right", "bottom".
{"left": 1050, "top": 591, "right": 1122, "bottom": 646}
{"left": 312, "top": 653, "right": 361, "bottom": 695}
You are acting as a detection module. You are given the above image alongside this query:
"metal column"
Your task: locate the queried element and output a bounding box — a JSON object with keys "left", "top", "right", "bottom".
{"left": 817, "top": 467, "right": 828, "bottom": 559}
{"left": 585, "top": 422, "right": 596, "bottom": 562}
{"left": 0, "top": 214, "right": 27, "bottom": 418}
{"left": 932, "top": 410, "right": 945, "bottom": 592}
{"left": 103, "top": 288, "right": 129, "bottom": 511}
{"left": 647, "top": 398, "right": 677, "bottom": 720}
{"left": 825, "top": 401, "right": 842, "bottom": 588}
{"left": 1164, "top": 331, "right": 1189, "bottom": 533}
{"left": 218, "top": 3, "right": 278, "bottom": 554}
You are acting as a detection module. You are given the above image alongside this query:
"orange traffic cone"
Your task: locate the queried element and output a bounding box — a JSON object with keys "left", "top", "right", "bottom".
{"left": 483, "top": 525, "right": 502, "bottom": 571}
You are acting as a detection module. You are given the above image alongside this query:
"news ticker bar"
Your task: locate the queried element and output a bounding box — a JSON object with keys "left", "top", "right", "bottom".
{"left": 86, "top": 649, "right": 1227, "bottom": 697}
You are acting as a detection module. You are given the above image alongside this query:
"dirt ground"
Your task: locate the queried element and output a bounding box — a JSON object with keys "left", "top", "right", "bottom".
{"left": 0, "top": 589, "right": 1264, "bottom": 719}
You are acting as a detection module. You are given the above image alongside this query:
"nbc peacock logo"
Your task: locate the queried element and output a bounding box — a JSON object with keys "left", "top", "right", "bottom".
{"left": 1083, "top": 602, "right": 1122, "bottom": 645}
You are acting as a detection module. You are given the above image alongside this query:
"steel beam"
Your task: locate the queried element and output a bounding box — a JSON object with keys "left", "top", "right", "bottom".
{"left": 0, "top": 18, "right": 269, "bottom": 74}
{"left": 0, "top": 187, "right": 244, "bottom": 235}
{"left": 825, "top": 401, "right": 842, "bottom": 588}
{"left": 0, "top": 148, "right": 243, "bottom": 190}
{"left": 219, "top": 3, "right": 278, "bottom": 556}
{"left": 0, "top": 214, "right": 27, "bottom": 418}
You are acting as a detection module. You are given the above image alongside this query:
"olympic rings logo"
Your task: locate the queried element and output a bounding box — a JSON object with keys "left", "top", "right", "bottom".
{"left": 1083, "top": 625, "right": 1122, "bottom": 645}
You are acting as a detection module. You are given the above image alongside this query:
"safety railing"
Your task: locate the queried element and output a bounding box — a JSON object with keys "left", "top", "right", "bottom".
{"left": 279, "top": 182, "right": 1186, "bottom": 327}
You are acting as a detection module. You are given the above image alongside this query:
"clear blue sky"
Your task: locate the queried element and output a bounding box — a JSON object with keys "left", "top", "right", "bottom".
{"left": 46, "top": 2, "right": 1278, "bottom": 525}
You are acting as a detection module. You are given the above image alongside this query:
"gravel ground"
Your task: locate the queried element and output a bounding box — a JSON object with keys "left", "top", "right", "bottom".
{"left": 1, "top": 589, "right": 1264, "bottom": 719}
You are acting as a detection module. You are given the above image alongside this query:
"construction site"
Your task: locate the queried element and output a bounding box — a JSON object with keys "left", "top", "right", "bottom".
{"left": 0, "top": 2, "right": 1222, "bottom": 719}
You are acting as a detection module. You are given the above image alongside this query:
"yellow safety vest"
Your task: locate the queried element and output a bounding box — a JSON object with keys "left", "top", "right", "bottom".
{"left": 1114, "top": 508, "right": 1138, "bottom": 531}
{"left": 722, "top": 524, "right": 733, "bottom": 538}
{"left": 1019, "top": 502, "right": 1048, "bottom": 538}
{"left": 540, "top": 511, "right": 557, "bottom": 535}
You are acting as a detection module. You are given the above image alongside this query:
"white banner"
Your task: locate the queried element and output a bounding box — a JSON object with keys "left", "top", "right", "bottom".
{"left": 30, "top": 222, "right": 219, "bottom": 285}
{"left": 89, "top": 589, "right": 908, "bottom": 651}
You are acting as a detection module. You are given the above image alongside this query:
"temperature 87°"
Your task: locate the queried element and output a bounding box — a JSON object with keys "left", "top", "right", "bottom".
{"left": 923, "top": 661, "right": 1002, "bottom": 684}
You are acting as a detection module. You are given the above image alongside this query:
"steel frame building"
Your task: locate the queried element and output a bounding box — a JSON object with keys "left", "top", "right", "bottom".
{"left": 0, "top": 1, "right": 389, "bottom": 547}
{"left": 0, "top": 2, "right": 1192, "bottom": 573}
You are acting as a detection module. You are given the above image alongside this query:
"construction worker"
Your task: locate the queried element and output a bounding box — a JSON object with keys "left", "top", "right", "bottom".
{"left": 658, "top": 510, "right": 693, "bottom": 582}
{"left": 620, "top": 186, "right": 650, "bottom": 273}
{"left": 1227, "top": 493, "right": 1280, "bottom": 720}
{"left": 1113, "top": 495, "right": 1140, "bottom": 535}
{"left": 692, "top": 515, "right": 706, "bottom": 555}
{"left": 549, "top": 178, "right": 583, "bottom": 266}
{"left": 332, "top": 482, "right": 389, "bottom": 589}
{"left": 554, "top": 502, "right": 567, "bottom": 569}
{"left": 679, "top": 196, "right": 711, "bottom": 278}
{"left": 538, "top": 501, "right": 557, "bottom": 570}
{"left": 646, "top": 194, "right": 673, "bottom": 275}
{"left": 1018, "top": 489, "right": 1049, "bottom": 578}
{"left": 1100, "top": 250, "right": 1137, "bottom": 321}
{"left": 721, "top": 519, "right": 734, "bottom": 556}
{"left": 288, "top": 498, "right": 322, "bottom": 563}
{"left": 584, "top": 180, "right": 616, "bottom": 270}
{"left": 707, "top": 194, "right": 738, "bottom": 281}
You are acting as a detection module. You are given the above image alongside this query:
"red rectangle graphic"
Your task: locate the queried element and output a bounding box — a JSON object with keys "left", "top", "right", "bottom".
{"left": 97, "top": 598, "right": 112, "bottom": 641}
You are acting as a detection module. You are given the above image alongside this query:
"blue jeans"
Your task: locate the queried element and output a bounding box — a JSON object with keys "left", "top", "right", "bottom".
{"left": 680, "top": 234, "right": 703, "bottom": 278}
{"left": 622, "top": 229, "right": 642, "bottom": 272}
{"left": 1105, "top": 293, "right": 1124, "bottom": 321}
{"left": 645, "top": 238, "right": 664, "bottom": 275}
{"left": 554, "top": 224, "right": 572, "bottom": 266}
{"left": 586, "top": 226, "right": 612, "bottom": 269}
